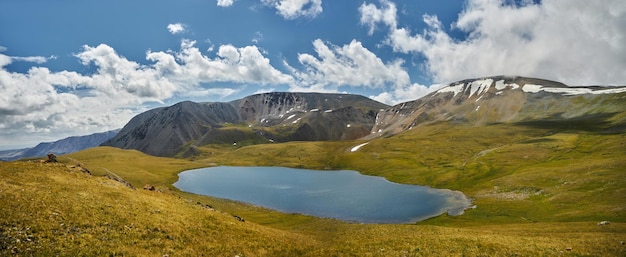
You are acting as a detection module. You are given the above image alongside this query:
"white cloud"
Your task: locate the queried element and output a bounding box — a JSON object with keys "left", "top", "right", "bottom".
{"left": 287, "top": 39, "right": 409, "bottom": 91}
{"left": 370, "top": 83, "right": 435, "bottom": 105}
{"left": 252, "top": 31, "right": 263, "bottom": 44}
{"left": 11, "top": 55, "right": 53, "bottom": 64}
{"left": 360, "top": 0, "right": 626, "bottom": 86}
{"left": 155, "top": 39, "right": 294, "bottom": 85}
{"left": 261, "top": 0, "right": 323, "bottom": 19}
{"left": 0, "top": 40, "right": 294, "bottom": 147}
{"left": 217, "top": 0, "right": 236, "bottom": 7}
{"left": 167, "top": 23, "right": 187, "bottom": 34}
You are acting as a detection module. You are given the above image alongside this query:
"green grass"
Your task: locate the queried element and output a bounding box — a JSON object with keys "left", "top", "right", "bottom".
{"left": 2, "top": 121, "right": 626, "bottom": 256}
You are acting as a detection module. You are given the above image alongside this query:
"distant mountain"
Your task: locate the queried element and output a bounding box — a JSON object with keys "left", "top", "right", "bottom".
{"left": 0, "top": 148, "right": 30, "bottom": 161}
{"left": 369, "top": 76, "right": 626, "bottom": 138}
{"left": 0, "top": 130, "right": 120, "bottom": 161}
{"left": 103, "top": 92, "right": 389, "bottom": 156}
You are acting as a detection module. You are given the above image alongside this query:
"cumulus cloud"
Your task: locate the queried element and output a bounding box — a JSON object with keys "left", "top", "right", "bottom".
{"left": 167, "top": 23, "right": 187, "bottom": 34}
{"left": 370, "top": 83, "right": 436, "bottom": 105}
{"left": 152, "top": 39, "right": 294, "bottom": 85}
{"left": 261, "top": 0, "right": 323, "bottom": 19}
{"left": 287, "top": 39, "right": 409, "bottom": 89}
{"left": 360, "top": 0, "right": 626, "bottom": 86}
{"left": 0, "top": 40, "right": 293, "bottom": 147}
{"left": 216, "top": 0, "right": 236, "bottom": 7}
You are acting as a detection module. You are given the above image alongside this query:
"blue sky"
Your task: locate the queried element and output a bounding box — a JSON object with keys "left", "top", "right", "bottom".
{"left": 1, "top": 0, "right": 624, "bottom": 149}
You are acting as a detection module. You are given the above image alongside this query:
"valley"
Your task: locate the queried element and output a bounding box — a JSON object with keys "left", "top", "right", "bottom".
{"left": 2, "top": 76, "right": 625, "bottom": 256}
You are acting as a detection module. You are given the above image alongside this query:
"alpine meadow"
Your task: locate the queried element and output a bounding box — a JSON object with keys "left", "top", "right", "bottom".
{"left": 2, "top": 0, "right": 626, "bottom": 256}
{"left": 2, "top": 76, "right": 626, "bottom": 256}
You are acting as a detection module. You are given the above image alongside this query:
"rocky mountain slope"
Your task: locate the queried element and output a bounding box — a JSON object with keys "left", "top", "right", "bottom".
{"left": 369, "top": 76, "right": 626, "bottom": 138}
{"left": 103, "top": 76, "right": 626, "bottom": 157}
{"left": 0, "top": 130, "right": 119, "bottom": 161}
{"left": 103, "top": 93, "right": 388, "bottom": 156}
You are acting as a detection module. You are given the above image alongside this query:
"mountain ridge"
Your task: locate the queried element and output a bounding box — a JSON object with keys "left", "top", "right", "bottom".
{"left": 368, "top": 76, "right": 626, "bottom": 138}
{"left": 103, "top": 92, "right": 388, "bottom": 156}
{"left": 0, "top": 129, "right": 120, "bottom": 161}
{"left": 102, "top": 76, "right": 626, "bottom": 157}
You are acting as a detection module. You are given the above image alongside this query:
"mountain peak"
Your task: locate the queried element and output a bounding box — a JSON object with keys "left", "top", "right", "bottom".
{"left": 104, "top": 92, "right": 388, "bottom": 156}
{"left": 435, "top": 76, "right": 626, "bottom": 100}
{"left": 369, "top": 76, "right": 626, "bottom": 137}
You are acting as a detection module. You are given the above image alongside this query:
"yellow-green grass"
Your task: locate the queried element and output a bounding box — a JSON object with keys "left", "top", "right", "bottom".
{"left": 2, "top": 122, "right": 625, "bottom": 256}
{"left": 2, "top": 161, "right": 625, "bottom": 256}
{"left": 199, "top": 123, "right": 625, "bottom": 223}
{"left": 0, "top": 161, "right": 317, "bottom": 256}
{"left": 63, "top": 122, "right": 625, "bottom": 226}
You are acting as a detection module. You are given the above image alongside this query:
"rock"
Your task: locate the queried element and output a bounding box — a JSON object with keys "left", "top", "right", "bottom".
{"left": 597, "top": 221, "right": 610, "bottom": 226}
{"left": 143, "top": 184, "right": 155, "bottom": 191}
{"left": 80, "top": 167, "right": 91, "bottom": 174}
{"left": 104, "top": 174, "right": 135, "bottom": 190}
{"left": 232, "top": 215, "right": 245, "bottom": 222}
{"left": 46, "top": 153, "right": 57, "bottom": 163}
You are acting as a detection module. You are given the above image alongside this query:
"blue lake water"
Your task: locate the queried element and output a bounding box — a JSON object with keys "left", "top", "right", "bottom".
{"left": 174, "top": 166, "right": 472, "bottom": 224}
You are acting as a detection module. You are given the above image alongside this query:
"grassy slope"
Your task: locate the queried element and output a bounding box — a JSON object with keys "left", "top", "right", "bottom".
{"left": 2, "top": 122, "right": 625, "bottom": 256}
{"left": 0, "top": 162, "right": 317, "bottom": 256}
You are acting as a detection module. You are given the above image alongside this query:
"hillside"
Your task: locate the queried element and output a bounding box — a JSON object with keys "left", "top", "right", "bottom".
{"left": 370, "top": 76, "right": 626, "bottom": 138}
{"left": 103, "top": 92, "right": 388, "bottom": 156}
{"left": 0, "top": 161, "right": 316, "bottom": 256}
{"left": 3, "top": 139, "right": 625, "bottom": 256}
{"left": 3, "top": 76, "right": 625, "bottom": 256}
{"left": 103, "top": 76, "right": 625, "bottom": 157}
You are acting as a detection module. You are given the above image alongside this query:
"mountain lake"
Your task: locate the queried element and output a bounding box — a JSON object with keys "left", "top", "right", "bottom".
{"left": 174, "top": 166, "right": 473, "bottom": 224}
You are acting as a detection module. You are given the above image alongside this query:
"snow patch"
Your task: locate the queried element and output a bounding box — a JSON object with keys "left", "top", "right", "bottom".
{"left": 468, "top": 79, "right": 493, "bottom": 98}
{"left": 310, "top": 108, "right": 319, "bottom": 112}
{"left": 593, "top": 87, "right": 626, "bottom": 94}
{"left": 495, "top": 80, "right": 507, "bottom": 90}
{"left": 285, "top": 114, "right": 296, "bottom": 120}
{"left": 522, "top": 84, "right": 626, "bottom": 95}
{"left": 350, "top": 142, "right": 369, "bottom": 152}
{"left": 495, "top": 80, "right": 520, "bottom": 91}
{"left": 437, "top": 83, "right": 465, "bottom": 97}
{"left": 346, "top": 124, "right": 351, "bottom": 128}
{"left": 522, "top": 84, "right": 543, "bottom": 93}
{"left": 324, "top": 110, "right": 333, "bottom": 113}
{"left": 292, "top": 118, "right": 301, "bottom": 124}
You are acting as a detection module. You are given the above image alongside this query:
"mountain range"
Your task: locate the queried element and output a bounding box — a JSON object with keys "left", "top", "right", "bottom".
{"left": 6, "top": 76, "right": 624, "bottom": 159}
{"left": 102, "top": 76, "right": 626, "bottom": 157}
{"left": 102, "top": 93, "right": 388, "bottom": 156}
{"left": 0, "top": 130, "right": 119, "bottom": 161}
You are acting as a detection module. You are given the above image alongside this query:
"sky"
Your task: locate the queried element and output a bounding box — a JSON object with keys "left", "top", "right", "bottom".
{"left": 1, "top": 0, "right": 625, "bottom": 149}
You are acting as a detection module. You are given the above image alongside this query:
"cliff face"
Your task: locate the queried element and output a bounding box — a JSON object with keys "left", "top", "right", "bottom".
{"left": 103, "top": 92, "right": 388, "bottom": 156}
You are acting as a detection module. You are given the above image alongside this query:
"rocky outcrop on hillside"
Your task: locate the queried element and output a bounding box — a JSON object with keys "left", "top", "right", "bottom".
{"left": 369, "top": 76, "right": 626, "bottom": 138}
{"left": 103, "top": 92, "right": 388, "bottom": 156}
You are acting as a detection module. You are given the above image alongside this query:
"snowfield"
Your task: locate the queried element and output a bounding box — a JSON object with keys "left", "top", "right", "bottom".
{"left": 350, "top": 142, "right": 369, "bottom": 152}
